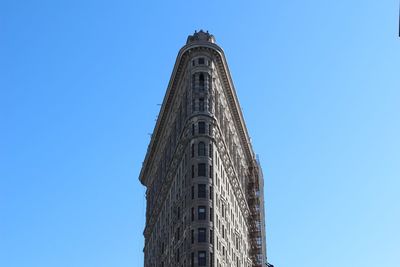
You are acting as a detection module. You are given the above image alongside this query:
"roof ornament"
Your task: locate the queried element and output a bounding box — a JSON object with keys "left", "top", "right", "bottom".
{"left": 186, "top": 29, "right": 216, "bottom": 44}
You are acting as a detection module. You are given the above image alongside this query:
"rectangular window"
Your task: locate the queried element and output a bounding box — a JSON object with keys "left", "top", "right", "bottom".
{"left": 210, "top": 186, "right": 213, "bottom": 200}
{"left": 199, "top": 98, "right": 204, "bottom": 111}
{"left": 210, "top": 229, "right": 213, "bottom": 244}
{"left": 192, "top": 165, "right": 195, "bottom": 178}
{"left": 191, "top": 186, "right": 194, "bottom": 199}
{"left": 198, "top": 163, "right": 206, "bottom": 177}
{"left": 198, "top": 251, "right": 206, "bottom": 266}
{"left": 198, "top": 122, "right": 205, "bottom": 134}
{"left": 191, "top": 252, "right": 194, "bottom": 267}
{"left": 209, "top": 165, "right": 213, "bottom": 178}
{"left": 198, "top": 228, "right": 206, "bottom": 242}
{"left": 191, "top": 207, "right": 194, "bottom": 221}
{"left": 198, "top": 184, "right": 206, "bottom": 198}
{"left": 198, "top": 58, "right": 205, "bottom": 65}
{"left": 198, "top": 206, "right": 206, "bottom": 220}
{"left": 192, "top": 123, "right": 195, "bottom": 135}
{"left": 191, "top": 229, "right": 194, "bottom": 244}
{"left": 210, "top": 207, "right": 213, "bottom": 221}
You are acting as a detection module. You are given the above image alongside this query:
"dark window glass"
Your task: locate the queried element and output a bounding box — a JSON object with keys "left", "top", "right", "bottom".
{"left": 199, "top": 74, "right": 205, "bottom": 91}
{"left": 191, "top": 143, "right": 195, "bottom": 157}
{"left": 210, "top": 186, "right": 213, "bottom": 200}
{"left": 192, "top": 123, "right": 195, "bottom": 135}
{"left": 198, "top": 228, "right": 206, "bottom": 242}
{"left": 191, "top": 207, "right": 194, "bottom": 221}
{"left": 198, "top": 122, "right": 205, "bottom": 134}
{"left": 198, "top": 184, "right": 206, "bottom": 198}
{"left": 198, "top": 142, "right": 206, "bottom": 156}
{"left": 198, "top": 251, "right": 206, "bottom": 266}
{"left": 199, "top": 98, "right": 204, "bottom": 111}
{"left": 191, "top": 186, "right": 194, "bottom": 199}
{"left": 198, "top": 206, "right": 206, "bottom": 220}
{"left": 191, "top": 165, "right": 194, "bottom": 178}
{"left": 192, "top": 74, "right": 195, "bottom": 89}
{"left": 210, "top": 230, "right": 213, "bottom": 244}
{"left": 191, "top": 229, "right": 194, "bottom": 243}
{"left": 209, "top": 165, "right": 213, "bottom": 178}
{"left": 198, "top": 58, "right": 205, "bottom": 65}
{"left": 209, "top": 144, "right": 213, "bottom": 158}
{"left": 191, "top": 252, "right": 194, "bottom": 267}
{"left": 198, "top": 163, "right": 206, "bottom": 177}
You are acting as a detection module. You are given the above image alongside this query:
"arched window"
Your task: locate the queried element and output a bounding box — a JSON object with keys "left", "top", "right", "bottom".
{"left": 198, "top": 142, "right": 206, "bottom": 156}
{"left": 199, "top": 73, "right": 205, "bottom": 91}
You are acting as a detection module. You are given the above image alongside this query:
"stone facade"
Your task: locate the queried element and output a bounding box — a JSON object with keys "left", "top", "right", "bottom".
{"left": 139, "top": 31, "right": 267, "bottom": 267}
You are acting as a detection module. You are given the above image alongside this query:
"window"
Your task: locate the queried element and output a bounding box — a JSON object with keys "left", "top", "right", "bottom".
{"left": 198, "top": 122, "right": 205, "bottom": 134}
{"left": 199, "top": 98, "right": 204, "bottom": 111}
{"left": 209, "top": 165, "right": 213, "bottom": 178}
{"left": 210, "top": 186, "right": 213, "bottom": 200}
{"left": 198, "top": 142, "right": 206, "bottom": 156}
{"left": 198, "top": 163, "right": 206, "bottom": 177}
{"left": 191, "top": 229, "right": 194, "bottom": 243}
{"left": 192, "top": 74, "right": 195, "bottom": 89}
{"left": 191, "top": 186, "right": 194, "bottom": 199}
{"left": 191, "top": 207, "right": 194, "bottom": 221}
{"left": 198, "top": 251, "right": 206, "bottom": 266}
{"left": 198, "top": 57, "right": 205, "bottom": 65}
{"left": 198, "top": 228, "right": 206, "bottom": 242}
{"left": 191, "top": 143, "right": 195, "bottom": 157}
{"left": 198, "top": 184, "right": 206, "bottom": 198}
{"left": 198, "top": 206, "right": 206, "bottom": 220}
{"left": 209, "top": 144, "right": 213, "bottom": 158}
{"left": 192, "top": 123, "right": 195, "bottom": 135}
{"left": 210, "top": 229, "right": 214, "bottom": 244}
{"left": 199, "top": 73, "right": 205, "bottom": 91}
{"left": 191, "top": 252, "right": 194, "bottom": 267}
{"left": 191, "top": 165, "right": 195, "bottom": 178}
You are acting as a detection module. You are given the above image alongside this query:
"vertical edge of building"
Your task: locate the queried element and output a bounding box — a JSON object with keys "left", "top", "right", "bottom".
{"left": 139, "top": 30, "right": 269, "bottom": 267}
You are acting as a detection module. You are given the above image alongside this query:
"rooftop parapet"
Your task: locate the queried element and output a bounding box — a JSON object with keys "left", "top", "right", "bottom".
{"left": 186, "top": 30, "right": 216, "bottom": 44}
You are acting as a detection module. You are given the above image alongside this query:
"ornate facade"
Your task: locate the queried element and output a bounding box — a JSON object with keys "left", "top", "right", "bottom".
{"left": 139, "top": 31, "right": 267, "bottom": 267}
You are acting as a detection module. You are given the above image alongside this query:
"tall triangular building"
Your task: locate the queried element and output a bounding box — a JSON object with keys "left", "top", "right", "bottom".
{"left": 139, "top": 30, "right": 268, "bottom": 267}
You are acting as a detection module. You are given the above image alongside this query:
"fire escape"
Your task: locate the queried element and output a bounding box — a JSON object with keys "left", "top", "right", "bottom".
{"left": 247, "top": 161, "right": 264, "bottom": 267}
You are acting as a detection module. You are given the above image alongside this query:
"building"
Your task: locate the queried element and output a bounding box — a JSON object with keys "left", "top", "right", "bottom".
{"left": 139, "top": 30, "right": 268, "bottom": 267}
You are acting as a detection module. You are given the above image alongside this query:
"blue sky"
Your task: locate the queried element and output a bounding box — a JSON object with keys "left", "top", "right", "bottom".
{"left": 1, "top": 1, "right": 399, "bottom": 266}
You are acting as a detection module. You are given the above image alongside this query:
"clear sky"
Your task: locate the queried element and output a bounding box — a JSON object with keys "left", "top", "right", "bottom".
{"left": 1, "top": 1, "right": 399, "bottom": 267}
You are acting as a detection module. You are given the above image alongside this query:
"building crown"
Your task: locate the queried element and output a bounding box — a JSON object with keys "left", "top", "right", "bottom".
{"left": 186, "top": 30, "right": 215, "bottom": 44}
